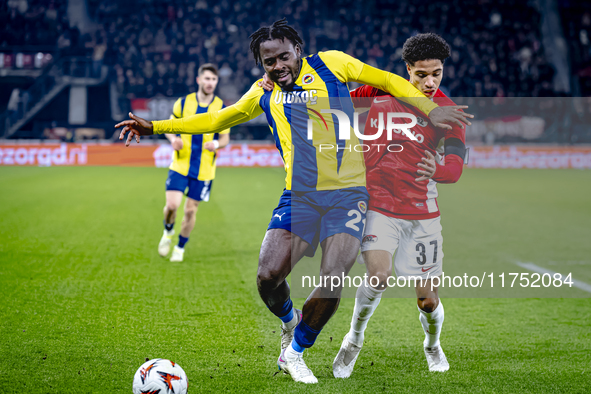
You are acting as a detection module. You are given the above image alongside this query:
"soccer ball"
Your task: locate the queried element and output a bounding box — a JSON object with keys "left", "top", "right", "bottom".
{"left": 132, "top": 358, "right": 188, "bottom": 394}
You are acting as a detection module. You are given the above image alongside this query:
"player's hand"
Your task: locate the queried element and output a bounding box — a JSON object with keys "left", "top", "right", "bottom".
{"left": 115, "top": 112, "right": 154, "bottom": 147}
{"left": 204, "top": 141, "right": 217, "bottom": 152}
{"left": 429, "top": 106, "right": 473, "bottom": 130}
{"left": 415, "top": 150, "right": 437, "bottom": 182}
{"left": 171, "top": 137, "right": 183, "bottom": 151}
{"left": 257, "top": 73, "right": 275, "bottom": 91}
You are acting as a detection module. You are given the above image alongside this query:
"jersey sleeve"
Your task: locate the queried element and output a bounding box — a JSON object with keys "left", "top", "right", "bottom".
{"left": 218, "top": 103, "right": 231, "bottom": 135}
{"left": 318, "top": 51, "right": 438, "bottom": 116}
{"left": 432, "top": 154, "right": 463, "bottom": 184}
{"left": 440, "top": 98, "right": 466, "bottom": 161}
{"left": 434, "top": 97, "right": 466, "bottom": 143}
{"left": 318, "top": 50, "right": 365, "bottom": 83}
{"left": 443, "top": 124, "right": 466, "bottom": 163}
{"left": 432, "top": 94, "right": 465, "bottom": 184}
{"left": 153, "top": 82, "right": 264, "bottom": 135}
{"left": 171, "top": 97, "right": 183, "bottom": 119}
{"left": 355, "top": 64, "right": 438, "bottom": 116}
{"left": 444, "top": 121, "right": 465, "bottom": 143}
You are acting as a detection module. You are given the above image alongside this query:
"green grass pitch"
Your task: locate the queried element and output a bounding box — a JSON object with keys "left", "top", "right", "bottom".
{"left": 0, "top": 166, "right": 590, "bottom": 393}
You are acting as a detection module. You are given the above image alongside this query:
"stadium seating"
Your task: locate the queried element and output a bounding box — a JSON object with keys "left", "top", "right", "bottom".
{"left": 1, "top": 0, "right": 590, "bottom": 141}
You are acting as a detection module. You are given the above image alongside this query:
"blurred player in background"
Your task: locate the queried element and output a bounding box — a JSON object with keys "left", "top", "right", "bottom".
{"left": 158, "top": 64, "right": 230, "bottom": 262}
{"left": 117, "top": 20, "right": 471, "bottom": 384}
{"left": 333, "top": 33, "right": 467, "bottom": 377}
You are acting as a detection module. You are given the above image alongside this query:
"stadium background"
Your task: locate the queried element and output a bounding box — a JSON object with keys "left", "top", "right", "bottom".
{"left": 1, "top": 0, "right": 591, "bottom": 145}
{"left": 1, "top": 0, "right": 590, "bottom": 392}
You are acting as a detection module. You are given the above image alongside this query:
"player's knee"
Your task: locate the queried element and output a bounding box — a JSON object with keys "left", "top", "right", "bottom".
{"left": 418, "top": 297, "right": 439, "bottom": 313}
{"left": 319, "top": 264, "right": 349, "bottom": 279}
{"left": 256, "top": 266, "right": 285, "bottom": 290}
{"left": 366, "top": 266, "right": 392, "bottom": 290}
{"left": 317, "top": 268, "right": 349, "bottom": 297}
{"left": 184, "top": 207, "right": 197, "bottom": 219}
{"left": 165, "top": 201, "right": 180, "bottom": 213}
{"left": 183, "top": 200, "right": 199, "bottom": 218}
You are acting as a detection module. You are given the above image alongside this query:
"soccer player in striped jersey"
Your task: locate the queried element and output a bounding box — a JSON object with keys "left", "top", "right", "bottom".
{"left": 116, "top": 20, "right": 471, "bottom": 384}
{"left": 158, "top": 64, "right": 230, "bottom": 262}
{"left": 332, "top": 33, "right": 467, "bottom": 377}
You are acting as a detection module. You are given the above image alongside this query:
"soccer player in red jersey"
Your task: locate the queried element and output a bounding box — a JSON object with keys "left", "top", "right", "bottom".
{"left": 333, "top": 33, "right": 467, "bottom": 377}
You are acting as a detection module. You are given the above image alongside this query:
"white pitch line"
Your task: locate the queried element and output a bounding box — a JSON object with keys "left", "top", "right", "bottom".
{"left": 516, "top": 262, "right": 591, "bottom": 294}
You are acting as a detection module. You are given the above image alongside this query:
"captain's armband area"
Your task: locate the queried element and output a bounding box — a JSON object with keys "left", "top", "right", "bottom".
{"left": 444, "top": 138, "right": 466, "bottom": 161}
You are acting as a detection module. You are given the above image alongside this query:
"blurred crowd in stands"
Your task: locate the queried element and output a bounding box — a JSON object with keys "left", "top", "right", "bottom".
{"left": 2, "top": 0, "right": 591, "bottom": 99}
{"left": 1, "top": 0, "right": 82, "bottom": 54}
{"left": 91, "top": 0, "right": 557, "bottom": 100}
{"left": 559, "top": 0, "right": 591, "bottom": 96}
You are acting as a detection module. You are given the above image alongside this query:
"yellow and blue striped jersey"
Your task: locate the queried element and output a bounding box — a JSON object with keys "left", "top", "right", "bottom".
{"left": 169, "top": 93, "right": 229, "bottom": 181}
{"left": 154, "top": 51, "right": 438, "bottom": 191}
{"left": 256, "top": 52, "right": 365, "bottom": 191}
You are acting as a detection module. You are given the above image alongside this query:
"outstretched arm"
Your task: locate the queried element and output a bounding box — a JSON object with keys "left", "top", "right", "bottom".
{"left": 319, "top": 51, "right": 473, "bottom": 130}
{"left": 354, "top": 66, "right": 473, "bottom": 130}
{"left": 116, "top": 83, "right": 264, "bottom": 146}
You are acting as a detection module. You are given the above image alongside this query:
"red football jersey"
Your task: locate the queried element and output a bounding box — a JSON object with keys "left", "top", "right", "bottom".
{"left": 350, "top": 85, "right": 465, "bottom": 220}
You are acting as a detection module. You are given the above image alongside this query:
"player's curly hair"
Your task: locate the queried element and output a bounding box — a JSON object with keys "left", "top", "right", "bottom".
{"left": 249, "top": 18, "right": 304, "bottom": 65}
{"left": 402, "top": 33, "right": 451, "bottom": 66}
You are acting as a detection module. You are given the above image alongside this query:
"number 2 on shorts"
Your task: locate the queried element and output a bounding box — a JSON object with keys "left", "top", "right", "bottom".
{"left": 346, "top": 209, "right": 366, "bottom": 232}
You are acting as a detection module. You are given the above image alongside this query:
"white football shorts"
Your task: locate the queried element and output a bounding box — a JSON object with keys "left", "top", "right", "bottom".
{"left": 360, "top": 210, "right": 443, "bottom": 279}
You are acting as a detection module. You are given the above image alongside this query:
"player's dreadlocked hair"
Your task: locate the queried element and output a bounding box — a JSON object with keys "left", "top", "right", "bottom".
{"left": 402, "top": 33, "right": 451, "bottom": 66}
{"left": 249, "top": 18, "right": 304, "bottom": 65}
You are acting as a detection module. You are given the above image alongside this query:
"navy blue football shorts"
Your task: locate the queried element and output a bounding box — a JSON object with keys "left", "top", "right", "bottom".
{"left": 267, "top": 187, "right": 369, "bottom": 256}
{"left": 165, "top": 170, "right": 213, "bottom": 202}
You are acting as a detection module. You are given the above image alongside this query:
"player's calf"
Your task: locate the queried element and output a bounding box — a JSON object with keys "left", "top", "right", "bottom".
{"left": 418, "top": 301, "right": 448, "bottom": 371}
{"left": 347, "top": 250, "right": 392, "bottom": 346}
{"left": 171, "top": 198, "right": 199, "bottom": 260}
{"left": 257, "top": 229, "right": 309, "bottom": 353}
{"left": 257, "top": 266, "right": 294, "bottom": 348}
{"left": 415, "top": 279, "right": 447, "bottom": 370}
{"left": 180, "top": 199, "right": 198, "bottom": 233}
{"left": 418, "top": 301, "right": 444, "bottom": 348}
{"left": 159, "top": 192, "right": 182, "bottom": 257}
{"left": 256, "top": 229, "right": 296, "bottom": 297}
{"left": 163, "top": 198, "right": 180, "bottom": 226}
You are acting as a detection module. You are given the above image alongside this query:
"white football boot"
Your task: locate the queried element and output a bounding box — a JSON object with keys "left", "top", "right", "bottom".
{"left": 158, "top": 230, "right": 174, "bottom": 257}
{"left": 424, "top": 345, "right": 449, "bottom": 372}
{"left": 280, "top": 309, "right": 302, "bottom": 350}
{"left": 333, "top": 333, "right": 363, "bottom": 378}
{"left": 277, "top": 348, "right": 318, "bottom": 384}
{"left": 169, "top": 245, "right": 185, "bottom": 262}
